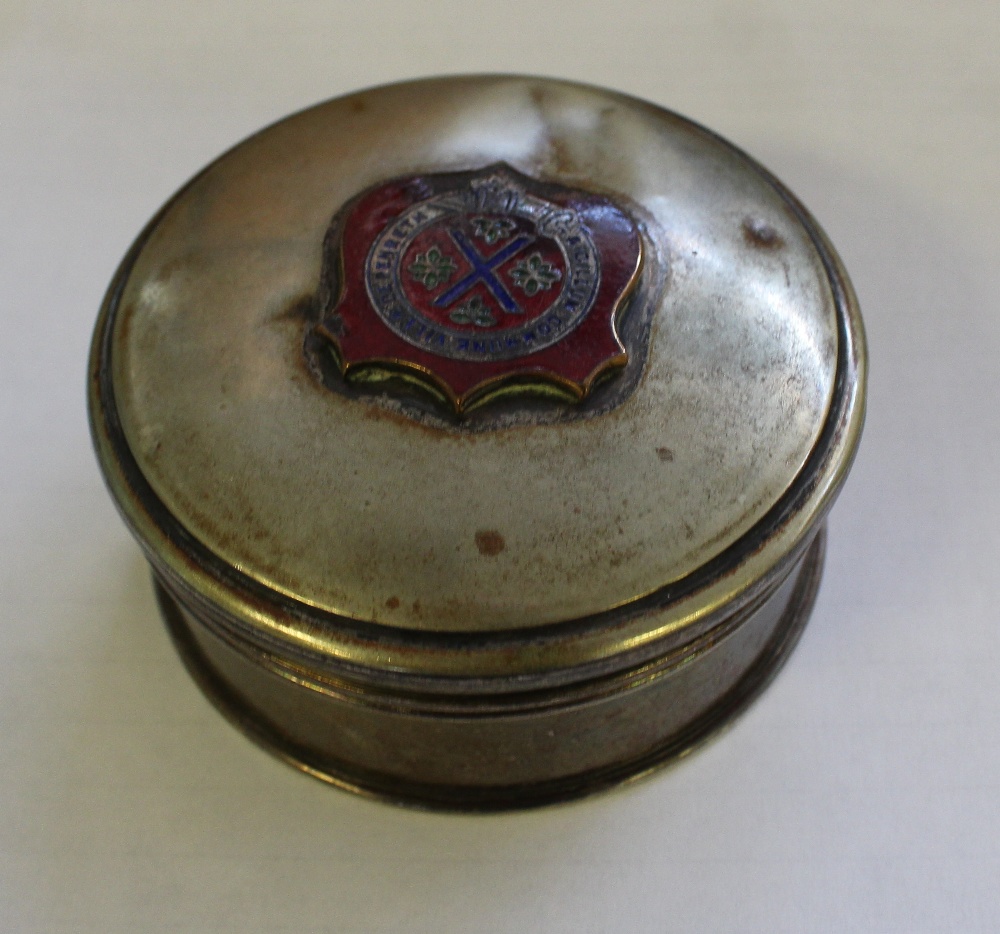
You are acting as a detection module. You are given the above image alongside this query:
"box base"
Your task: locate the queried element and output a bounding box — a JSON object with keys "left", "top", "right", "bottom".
{"left": 154, "top": 528, "right": 825, "bottom": 811}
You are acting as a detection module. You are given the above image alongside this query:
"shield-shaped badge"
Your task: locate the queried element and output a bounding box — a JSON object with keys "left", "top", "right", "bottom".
{"left": 317, "top": 164, "right": 643, "bottom": 413}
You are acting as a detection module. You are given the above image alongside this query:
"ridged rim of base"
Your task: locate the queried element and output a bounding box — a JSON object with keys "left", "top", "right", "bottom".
{"left": 154, "top": 527, "right": 825, "bottom": 812}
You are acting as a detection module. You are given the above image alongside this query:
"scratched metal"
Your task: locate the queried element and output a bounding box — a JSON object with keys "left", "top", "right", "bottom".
{"left": 102, "top": 76, "right": 852, "bottom": 646}
{"left": 89, "top": 75, "right": 866, "bottom": 807}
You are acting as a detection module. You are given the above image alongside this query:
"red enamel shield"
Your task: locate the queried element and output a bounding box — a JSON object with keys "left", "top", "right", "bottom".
{"left": 317, "top": 165, "right": 643, "bottom": 413}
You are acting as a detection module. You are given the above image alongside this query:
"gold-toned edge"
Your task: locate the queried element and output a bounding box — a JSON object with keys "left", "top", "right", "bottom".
{"left": 156, "top": 549, "right": 791, "bottom": 713}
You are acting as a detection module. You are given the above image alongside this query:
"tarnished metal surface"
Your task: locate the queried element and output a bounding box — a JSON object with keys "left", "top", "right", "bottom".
{"left": 154, "top": 531, "right": 826, "bottom": 810}
{"left": 106, "top": 76, "right": 841, "bottom": 634}
{"left": 88, "top": 75, "right": 866, "bottom": 806}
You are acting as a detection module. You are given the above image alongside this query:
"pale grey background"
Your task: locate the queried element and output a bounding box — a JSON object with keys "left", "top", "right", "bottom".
{"left": 2, "top": 2, "right": 998, "bottom": 931}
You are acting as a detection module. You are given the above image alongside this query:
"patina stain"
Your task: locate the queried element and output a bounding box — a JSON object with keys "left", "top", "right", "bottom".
{"left": 475, "top": 530, "right": 506, "bottom": 557}
{"left": 742, "top": 217, "right": 783, "bottom": 249}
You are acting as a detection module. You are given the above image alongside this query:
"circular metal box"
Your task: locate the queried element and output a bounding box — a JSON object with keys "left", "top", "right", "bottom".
{"left": 88, "top": 76, "right": 866, "bottom": 810}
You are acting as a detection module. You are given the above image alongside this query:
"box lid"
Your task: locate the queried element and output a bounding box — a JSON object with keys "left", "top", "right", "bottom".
{"left": 90, "top": 75, "right": 865, "bottom": 679}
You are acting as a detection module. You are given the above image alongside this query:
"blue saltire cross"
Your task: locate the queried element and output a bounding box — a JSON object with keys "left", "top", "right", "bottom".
{"left": 433, "top": 229, "right": 532, "bottom": 315}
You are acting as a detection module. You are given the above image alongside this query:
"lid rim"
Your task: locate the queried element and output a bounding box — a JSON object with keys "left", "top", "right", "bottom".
{"left": 88, "top": 79, "right": 866, "bottom": 679}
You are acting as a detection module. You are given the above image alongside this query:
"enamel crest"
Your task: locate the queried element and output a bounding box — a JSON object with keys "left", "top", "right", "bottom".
{"left": 317, "top": 165, "right": 643, "bottom": 413}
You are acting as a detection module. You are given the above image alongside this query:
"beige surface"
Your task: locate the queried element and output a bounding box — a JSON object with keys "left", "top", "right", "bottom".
{"left": 2, "top": 2, "right": 999, "bottom": 932}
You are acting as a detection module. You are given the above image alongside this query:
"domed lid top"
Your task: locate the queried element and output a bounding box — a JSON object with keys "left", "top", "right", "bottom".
{"left": 103, "top": 76, "right": 858, "bottom": 642}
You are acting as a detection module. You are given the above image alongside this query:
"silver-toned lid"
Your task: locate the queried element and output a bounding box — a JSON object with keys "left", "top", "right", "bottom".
{"left": 91, "top": 75, "right": 865, "bottom": 675}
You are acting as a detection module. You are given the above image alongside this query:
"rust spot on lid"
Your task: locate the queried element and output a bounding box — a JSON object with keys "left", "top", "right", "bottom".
{"left": 743, "top": 217, "right": 783, "bottom": 248}
{"left": 474, "top": 530, "right": 506, "bottom": 557}
{"left": 385, "top": 596, "right": 400, "bottom": 610}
